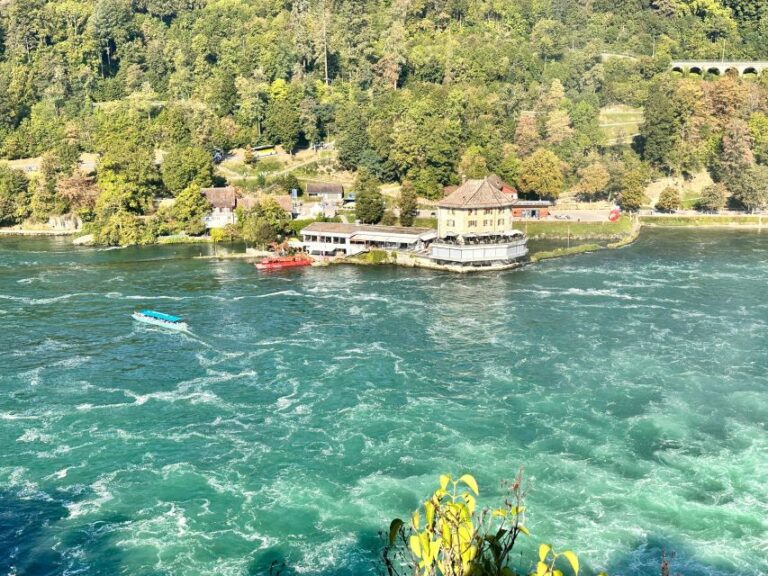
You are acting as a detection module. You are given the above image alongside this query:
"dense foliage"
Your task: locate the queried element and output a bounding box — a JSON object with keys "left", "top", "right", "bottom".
{"left": 1, "top": 0, "right": 768, "bottom": 239}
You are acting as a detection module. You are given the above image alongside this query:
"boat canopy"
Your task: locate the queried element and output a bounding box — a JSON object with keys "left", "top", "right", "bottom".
{"left": 140, "top": 310, "right": 183, "bottom": 323}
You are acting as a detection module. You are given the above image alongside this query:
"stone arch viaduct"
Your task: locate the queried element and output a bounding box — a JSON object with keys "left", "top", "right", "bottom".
{"left": 670, "top": 60, "right": 768, "bottom": 76}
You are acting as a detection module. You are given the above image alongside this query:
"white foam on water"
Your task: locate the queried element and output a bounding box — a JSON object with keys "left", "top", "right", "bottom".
{"left": 16, "top": 429, "right": 53, "bottom": 443}
{"left": 65, "top": 473, "right": 116, "bottom": 518}
{"left": 0, "top": 292, "right": 98, "bottom": 305}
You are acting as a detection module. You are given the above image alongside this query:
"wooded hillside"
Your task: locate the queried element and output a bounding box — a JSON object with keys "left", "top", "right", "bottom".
{"left": 1, "top": 0, "right": 767, "bottom": 242}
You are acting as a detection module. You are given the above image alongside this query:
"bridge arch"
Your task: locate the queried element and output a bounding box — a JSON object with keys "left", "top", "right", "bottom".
{"left": 689, "top": 66, "right": 703, "bottom": 75}
{"left": 706, "top": 67, "right": 721, "bottom": 76}
{"left": 743, "top": 66, "right": 758, "bottom": 76}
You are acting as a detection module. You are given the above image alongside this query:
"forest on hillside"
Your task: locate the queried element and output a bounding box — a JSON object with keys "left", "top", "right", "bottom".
{"left": 1, "top": 0, "right": 768, "bottom": 244}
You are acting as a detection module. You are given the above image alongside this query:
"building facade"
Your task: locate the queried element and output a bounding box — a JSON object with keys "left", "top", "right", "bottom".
{"left": 306, "top": 182, "right": 344, "bottom": 203}
{"left": 201, "top": 187, "right": 238, "bottom": 229}
{"left": 202, "top": 187, "right": 294, "bottom": 229}
{"left": 436, "top": 179, "right": 516, "bottom": 237}
{"left": 301, "top": 222, "right": 436, "bottom": 256}
{"left": 431, "top": 177, "right": 529, "bottom": 267}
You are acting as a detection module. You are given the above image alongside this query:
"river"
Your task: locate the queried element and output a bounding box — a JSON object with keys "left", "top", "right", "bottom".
{"left": 1, "top": 230, "right": 766, "bottom": 576}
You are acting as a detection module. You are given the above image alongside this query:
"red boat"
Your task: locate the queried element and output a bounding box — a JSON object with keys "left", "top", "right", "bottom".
{"left": 255, "top": 255, "right": 313, "bottom": 270}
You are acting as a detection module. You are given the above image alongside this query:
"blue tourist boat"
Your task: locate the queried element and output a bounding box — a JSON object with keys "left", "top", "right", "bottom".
{"left": 131, "top": 310, "right": 188, "bottom": 331}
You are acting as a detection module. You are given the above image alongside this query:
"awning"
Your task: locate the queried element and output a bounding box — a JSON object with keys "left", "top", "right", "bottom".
{"left": 352, "top": 234, "right": 416, "bottom": 243}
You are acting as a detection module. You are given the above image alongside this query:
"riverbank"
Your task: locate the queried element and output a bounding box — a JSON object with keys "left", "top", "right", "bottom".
{"left": 0, "top": 226, "right": 77, "bottom": 236}
{"left": 639, "top": 213, "right": 768, "bottom": 227}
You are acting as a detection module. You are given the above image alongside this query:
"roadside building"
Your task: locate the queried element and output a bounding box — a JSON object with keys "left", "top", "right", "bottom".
{"left": 202, "top": 187, "right": 238, "bottom": 228}
{"left": 301, "top": 222, "right": 436, "bottom": 256}
{"left": 430, "top": 177, "right": 528, "bottom": 267}
{"left": 511, "top": 200, "right": 551, "bottom": 219}
{"left": 486, "top": 174, "right": 553, "bottom": 218}
{"left": 202, "top": 188, "right": 295, "bottom": 229}
{"left": 306, "top": 182, "right": 344, "bottom": 203}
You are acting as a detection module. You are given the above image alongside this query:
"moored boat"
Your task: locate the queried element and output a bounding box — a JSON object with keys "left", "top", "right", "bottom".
{"left": 255, "top": 255, "right": 313, "bottom": 270}
{"left": 132, "top": 310, "right": 188, "bottom": 331}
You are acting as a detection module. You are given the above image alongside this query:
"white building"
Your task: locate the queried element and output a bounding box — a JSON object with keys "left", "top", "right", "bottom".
{"left": 306, "top": 182, "right": 344, "bottom": 204}
{"left": 301, "top": 222, "right": 437, "bottom": 256}
{"left": 201, "top": 187, "right": 238, "bottom": 229}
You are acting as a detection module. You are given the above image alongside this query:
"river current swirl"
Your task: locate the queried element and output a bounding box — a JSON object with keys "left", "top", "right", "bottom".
{"left": 1, "top": 230, "right": 766, "bottom": 576}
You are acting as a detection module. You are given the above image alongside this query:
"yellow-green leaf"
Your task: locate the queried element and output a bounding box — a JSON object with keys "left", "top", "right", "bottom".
{"left": 562, "top": 551, "right": 579, "bottom": 575}
{"left": 459, "top": 474, "right": 479, "bottom": 495}
{"left": 411, "top": 510, "right": 420, "bottom": 530}
{"left": 409, "top": 534, "right": 421, "bottom": 557}
{"left": 464, "top": 493, "right": 476, "bottom": 515}
{"left": 439, "top": 474, "right": 451, "bottom": 490}
{"left": 519, "top": 525, "right": 530, "bottom": 536}
{"left": 536, "top": 561, "right": 548, "bottom": 576}
{"left": 539, "top": 544, "right": 551, "bottom": 563}
{"left": 425, "top": 500, "right": 435, "bottom": 526}
{"left": 492, "top": 508, "right": 508, "bottom": 517}
{"left": 554, "top": 571, "right": 563, "bottom": 576}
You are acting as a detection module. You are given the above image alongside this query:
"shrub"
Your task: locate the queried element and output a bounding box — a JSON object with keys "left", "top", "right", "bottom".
{"left": 383, "top": 471, "right": 587, "bottom": 576}
{"left": 656, "top": 187, "right": 681, "bottom": 213}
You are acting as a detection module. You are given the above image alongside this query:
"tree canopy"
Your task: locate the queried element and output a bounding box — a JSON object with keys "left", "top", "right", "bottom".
{"left": 0, "top": 0, "right": 767, "bottom": 238}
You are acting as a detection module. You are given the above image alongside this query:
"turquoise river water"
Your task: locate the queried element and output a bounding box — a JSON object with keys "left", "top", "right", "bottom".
{"left": 1, "top": 230, "right": 766, "bottom": 576}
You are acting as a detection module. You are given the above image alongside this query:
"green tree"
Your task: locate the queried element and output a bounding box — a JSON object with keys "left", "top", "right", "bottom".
{"left": 497, "top": 149, "right": 521, "bottom": 188}
{"left": 0, "top": 164, "right": 30, "bottom": 225}
{"left": 161, "top": 146, "right": 214, "bottom": 196}
{"left": 397, "top": 180, "right": 418, "bottom": 227}
{"left": 729, "top": 164, "right": 768, "bottom": 212}
{"left": 266, "top": 91, "right": 303, "bottom": 154}
{"left": 656, "top": 186, "right": 681, "bottom": 212}
{"left": 748, "top": 112, "right": 768, "bottom": 164}
{"left": 618, "top": 165, "right": 649, "bottom": 212}
{"left": 576, "top": 162, "right": 610, "bottom": 199}
{"left": 697, "top": 183, "right": 727, "bottom": 212}
{"left": 236, "top": 198, "right": 291, "bottom": 247}
{"left": 517, "top": 149, "right": 563, "bottom": 200}
{"left": 458, "top": 145, "right": 488, "bottom": 180}
{"left": 94, "top": 210, "right": 144, "bottom": 246}
{"left": 172, "top": 186, "right": 211, "bottom": 235}
{"left": 336, "top": 101, "right": 372, "bottom": 170}
{"left": 640, "top": 83, "right": 682, "bottom": 171}
{"left": 354, "top": 169, "right": 385, "bottom": 224}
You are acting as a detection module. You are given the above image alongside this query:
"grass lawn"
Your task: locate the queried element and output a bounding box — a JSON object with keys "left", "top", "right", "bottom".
{"left": 599, "top": 105, "right": 644, "bottom": 145}
{"left": 521, "top": 216, "right": 633, "bottom": 238}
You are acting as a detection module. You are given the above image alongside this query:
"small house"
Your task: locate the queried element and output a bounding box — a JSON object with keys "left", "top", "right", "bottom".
{"left": 306, "top": 182, "right": 344, "bottom": 203}
{"left": 202, "top": 187, "right": 238, "bottom": 228}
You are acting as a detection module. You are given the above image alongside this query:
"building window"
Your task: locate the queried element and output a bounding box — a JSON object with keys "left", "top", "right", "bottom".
{"left": 447, "top": 219, "right": 455, "bottom": 226}
{"left": 483, "top": 219, "right": 490, "bottom": 226}
{"left": 485, "top": 209, "right": 492, "bottom": 215}
{"left": 468, "top": 220, "right": 477, "bottom": 227}
{"left": 498, "top": 219, "right": 505, "bottom": 225}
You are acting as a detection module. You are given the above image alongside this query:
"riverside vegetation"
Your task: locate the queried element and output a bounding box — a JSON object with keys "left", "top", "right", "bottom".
{"left": 1, "top": 2, "right": 768, "bottom": 244}
{"left": 383, "top": 472, "right": 588, "bottom": 576}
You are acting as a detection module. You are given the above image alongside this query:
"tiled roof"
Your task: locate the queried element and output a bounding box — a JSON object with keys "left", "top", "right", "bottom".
{"left": 307, "top": 182, "right": 344, "bottom": 195}
{"left": 437, "top": 178, "right": 515, "bottom": 209}
{"left": 201, "top": 187, "right": 237, "bottom": 209}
